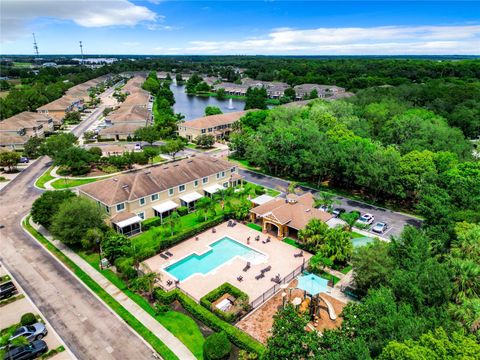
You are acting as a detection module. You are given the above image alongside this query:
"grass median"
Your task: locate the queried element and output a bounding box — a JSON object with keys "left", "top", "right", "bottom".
{"left": 23, "top": 216, "right": 179, "bottom": 360}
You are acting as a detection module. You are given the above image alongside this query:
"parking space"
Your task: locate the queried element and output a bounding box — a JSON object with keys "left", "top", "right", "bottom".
{"left": 0, "top": 264, "right": 75, "bottom": 360}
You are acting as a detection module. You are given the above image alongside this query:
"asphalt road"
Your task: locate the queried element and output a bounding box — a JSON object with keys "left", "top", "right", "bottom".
{"left": 0, "top": 94, "right": 158, "bottom": 359}
{"left": 239, "top": 169, "right": 422, "bottom": 238}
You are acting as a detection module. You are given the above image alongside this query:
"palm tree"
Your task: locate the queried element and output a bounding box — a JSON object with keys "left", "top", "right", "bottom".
{"left": 196, "top": 197, "right": 213, "bottom": 222}
{"left": 314, "top": 191, "right": 340, "bottom": 212}
{"left": 166, "top": 211, "right": 180, "bottom": 236}
{"left": 449, "top": 298, "right": 480, "bottom": 334}
{"left": 143, "top": 271, "right": 161, "bottom": 301}
{"left": 451, "top": 259, "right": 480, "bottom": 304}
{"left": 287, "top": 181, "right": 298, "bottom": 194}
{"left": 214, "top": 188, "right": 228, "bottom": 209}
{"left": 340, "top": 212, "right": 360, "bottom": 232}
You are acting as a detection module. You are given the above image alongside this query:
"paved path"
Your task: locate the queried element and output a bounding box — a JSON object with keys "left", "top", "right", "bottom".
{"left": 31, "top": 219, "right": 196, "bottom": 360}
{"left": 0, "top": 158, "right": 157, "bottom": 360}
{"left": 239, "top": 169, "right": 422, "bottom": 238}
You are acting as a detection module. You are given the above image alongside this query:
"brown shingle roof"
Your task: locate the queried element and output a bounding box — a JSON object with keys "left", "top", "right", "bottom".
{"left": 0, "top": 133, "right": 29, "bottom": 146}
{"left": 183, "top": 111, "right": 247, "bottom": 130}
{"left": 122, "top": 91, "right": 151, "bottom": 107}
{"left": 99, "top": 123, "right": 144, "bottom": 136}
{"left": 79, "top": 155, "right": 234, "bottom": 205}
{"left": 108, "top": 105, "right": 150, "bottom": 123}
{"left": 0, "top": 112, "right": 51, "bottom": 131}
{"left": 37, "top": 95, "right": 81, "bottom": 111}
{"left": 251, "top": 192, "right": 332, "bottom": 229}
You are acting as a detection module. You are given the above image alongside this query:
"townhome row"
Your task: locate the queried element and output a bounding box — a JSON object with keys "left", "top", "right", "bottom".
{"left": 99, "top": 75, "right": 154, "bottom": 140}
{"left": 0, "top": 112, "right": 54, "bottom": 150}
{"left": 177, "top": 110, "right": 247, "bottom": 141}
{"left": 36, "top": 74, "right": 113, "bottom": 126}
{"left": 79, "top": 155, "right": 242, "bottom": 236}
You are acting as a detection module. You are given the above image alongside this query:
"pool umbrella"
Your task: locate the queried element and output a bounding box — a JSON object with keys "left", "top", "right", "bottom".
{"left": 297, "top": 273, "right": 329, "bottom": 296}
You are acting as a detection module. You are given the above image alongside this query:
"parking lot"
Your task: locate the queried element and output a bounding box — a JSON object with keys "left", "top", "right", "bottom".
{"left": 239, "top": 169, "right": 423, "bottom": 238}
{"left": 0, "top": 263, "right": 75, "bottom": 360}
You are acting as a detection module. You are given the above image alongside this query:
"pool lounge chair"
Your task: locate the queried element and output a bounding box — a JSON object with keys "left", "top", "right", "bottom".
{"left": 166, "top": 280, "right": 173, "bottom": 286}
{"left": 294, "top": 251, "right": 304, "bottom": 258}
{"left": 237, "top": 276, "right": 243, "bottom": 282}
{"left": 160, "top": 253, "right": 169, "bottom": 259}
{"left": 243, "top": 262, "right": 251, "bottom": 272}
{"left": 165, "top": 251, "right": 173, "bottom": 257}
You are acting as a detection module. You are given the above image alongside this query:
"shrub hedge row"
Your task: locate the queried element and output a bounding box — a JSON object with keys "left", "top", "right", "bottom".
{"left": 200, "top": 283, "right": 250, "bottom": 323}
{"left": 154, "top": 289, "right": 264, "bottom": 355}
{"left": 157, "top": 215, "right": 225, "bottom": 251}
{"left": 142, "top": 216, "right": 162, "bottom": 230}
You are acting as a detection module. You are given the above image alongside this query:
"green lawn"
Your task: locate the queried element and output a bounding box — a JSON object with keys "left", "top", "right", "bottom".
{"left": 350, "top": 231, "right": 363, "bottom": 239}
{"left": 51, "top": 177, "right": 100, "bottom": 189}
{"left": 283, "top": 237, "right": 304, "bottom": 249}
{"left": 35, "top": 167, "right": 55, "bottom": 189}
{"left": 79, "top": 251, "right": 205, "bottom": 359}
{"left": 319, "top": 271, "right": 341, "bottom": 285}
{"left": 247, "top": 223, "right": 262, "bottom": 232}
{"left": 23, "top": 217, "right": 179, "bottom": 360}
{"left": 340, "top": 265, "right": 353, "bottom": 274}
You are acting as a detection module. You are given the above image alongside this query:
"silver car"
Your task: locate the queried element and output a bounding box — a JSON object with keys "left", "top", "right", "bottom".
{"left": 9, "top": 323, "right": 48, "bottom": 342}
{"left": 372, "top": 222, "right": 388, "bottom": 234}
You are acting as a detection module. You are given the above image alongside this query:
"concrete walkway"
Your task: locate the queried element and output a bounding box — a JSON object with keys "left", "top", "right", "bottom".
{"left": 30, "top": 219, "right": 196, "bottom": 360}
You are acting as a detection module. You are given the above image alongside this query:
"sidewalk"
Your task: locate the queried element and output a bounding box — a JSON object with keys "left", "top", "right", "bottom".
{"left": 30, "top": 218, "right": 196, "bottom": 360}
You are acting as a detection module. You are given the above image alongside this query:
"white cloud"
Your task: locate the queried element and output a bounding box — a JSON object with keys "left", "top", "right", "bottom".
{"left": 184, "top": 24, "right": 480, "bottom": 55}
{"left": 1, "top": 0, "right": 158, "bottom": 42}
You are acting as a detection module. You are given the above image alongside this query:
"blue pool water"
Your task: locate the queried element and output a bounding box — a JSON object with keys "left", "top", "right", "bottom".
{"left": 165, "top": 237, "right": 265, "bottom": 281}
{"left": 351, "top": 237, "right": 374, "bottom": 248}
{"left": 297, "top": 273, "right": 329, "bottom": 295}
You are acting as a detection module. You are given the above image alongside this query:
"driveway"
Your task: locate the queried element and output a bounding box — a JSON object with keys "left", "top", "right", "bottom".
{"left": 239, "top": 169, "right": 422, "bottom": 238}
{"left": 0, "top": 157, "right": 156, "bottom": 360}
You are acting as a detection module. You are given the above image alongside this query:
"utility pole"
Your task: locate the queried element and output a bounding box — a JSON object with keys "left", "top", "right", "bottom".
{"left": 79, "top": 41, "right": 84, "bottom": 64}
{"left": 32, "top": 33, "right": 39, "bottom": 58}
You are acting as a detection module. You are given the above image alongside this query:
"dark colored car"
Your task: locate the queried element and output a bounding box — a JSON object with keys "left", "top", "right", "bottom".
{"left": 0, "top": 281, "right": 17, "bottom": 300}
{"left": 19, "top": 157, "right": 29, "bottom": 164}
{"left": 3, "top": 340, "right": 48, "bottom": 360}
{"left": 9, "top": 323, "right": 48, "bottom": 342}
{"left": 332, "top": 208, "right": 346, "bottom": 217}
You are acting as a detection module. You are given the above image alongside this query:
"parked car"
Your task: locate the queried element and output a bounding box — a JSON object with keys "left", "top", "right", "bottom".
{"left": 9, "top": 323, "right": 48, "bottom": 343}
{"left": 3, "top": 340, "right": 48, "bottom": 360}
{"left": 0, "top": 281, "right": 17, "bottom": 300}
{"left": 357, "top": 213, "right": 375, "bottom": 225}
{"left": 317, "top": 205, "right": 329, "bottom": 212}
{"left": 19, "top": 157, "right": 29, "bottom": 164}
{"left": 332, "top": 208, "right": 346, "bottom": 218}
{"left": 372, "top": 222, "right": 388, "bottom": 234}
{"left": 134, "top": 143, "right": 142, "bottom": 151}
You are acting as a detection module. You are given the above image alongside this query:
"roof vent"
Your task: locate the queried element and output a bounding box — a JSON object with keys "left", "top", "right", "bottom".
{"left": 187, "top": 160, "right": 193, "bottom": 163}
{"left": 173, "top": 164, "right": 179, "bottom": 167}
{"left": 122, "top": 184, "right": 129, "bottom": 189}
{"left": 113, "top": 178, "right": 118, "bottom": 182}
{"left": 306, "top": 208, "right": 311, "bottom": 212}
{"left": 144, "top": 170, "right": 151, "bottom": 175}
{"left": 163, "top": 166, "right": 169, "bottom": 170}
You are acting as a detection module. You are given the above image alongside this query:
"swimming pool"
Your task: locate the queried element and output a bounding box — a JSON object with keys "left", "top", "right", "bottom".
{"left": 351, "top": 237, "right": 374, "bottom": 248}
{"left": 165, "top": 237, "right": 266, "bottom": 281}
{"left": 297, "top": 273, "right": 329, "bottom": 295}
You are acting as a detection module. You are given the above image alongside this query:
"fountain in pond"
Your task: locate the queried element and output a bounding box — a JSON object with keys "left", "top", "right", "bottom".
{"left": 227, "top": 98, "right": 234, "bottom": 110}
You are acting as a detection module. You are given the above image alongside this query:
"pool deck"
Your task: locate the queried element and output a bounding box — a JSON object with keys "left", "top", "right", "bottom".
{"left": 142, "top": 221, "right": 311, "bottom": 302}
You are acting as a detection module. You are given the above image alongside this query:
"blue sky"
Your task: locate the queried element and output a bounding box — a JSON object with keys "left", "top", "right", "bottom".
{"left": 1, "top": 1, "right": 479, "bottom": 55}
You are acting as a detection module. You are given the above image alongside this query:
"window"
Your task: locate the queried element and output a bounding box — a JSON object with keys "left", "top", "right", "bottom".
{"left": 151, "top": 194, "right": 159, "bottom": 201}
{"left": 105, "top": 205, "right": 110, "bottom": 214}
{"left": 201, "top": 129, "right": 206, "bottom": 134}
{"left": 116, "top": 203, "right": 125, "bottom": 212}
{"left": 194, "top": 180, "right": 199, "bottom": 188}
{"left": 168, "top": 188, "right": 174, "bottom": 196}
{"left": 202, "top": 177, "right": 208, "bottom": 184}
{"left": 139, "top": 197, "right": 145, "bottom": 206}
{"left": 137, "top": 212, "right": 145, "bottom": 220}
{"left": 221, "top": 171, "right": 225, "bottom": 178}
{"left": 208, "top": 128, "right": 212, "bottom": 132}
{"left": 223, "top": 182, "right": 229, "bottom": 188}
{"left": 231, "top": 167, "right": 236, "bottom": 173}
{"left": 179, "top": 184, "right": 185, "bottom": 192}
{"left": 217, "top": 171, "right": 225, "bottom": 179}
{"left": 216, "top": 173, "right": 220, "bottom": 179}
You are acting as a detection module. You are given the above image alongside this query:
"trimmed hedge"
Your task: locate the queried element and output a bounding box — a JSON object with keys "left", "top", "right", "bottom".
{"left": 157, "top": 215, "right": 225, "bottom": 251}
{"left": 203, "top": 332, "right": 231, "bottom": 360}
{"left": 20, "top": 313, "right": 36, "bottom": 326}
{"left": 154, "top": 289, "right": 264, "bottom": 355}
{"left": 142, "top": 216, "right": 162, "bottom": 230}
{"left": 200, "top": 283, "right": 250, "bottom": 323}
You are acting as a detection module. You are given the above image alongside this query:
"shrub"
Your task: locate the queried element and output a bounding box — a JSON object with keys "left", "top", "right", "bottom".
{"left": 142, "top": 217, "right": 162, "bottom": 230}
{"left": 20, "top": 313, "right": 37, "bottom": 326}
{"left": 154, "top": 289, "right": 264, "bottom": 355}
{"left": 177, "top": 206, "right": 188, "bottom": 216}
{"left": 114, "top": 257, "right": 137, "bottom": 280}
{"left": 254, "top": 186, "right": 265, "bottom": 195}
{"left": 200, "top": 283, "right": 250, "bottom": 323}
{"left": 203, "top": 332, "right": 231, "bottom": 360}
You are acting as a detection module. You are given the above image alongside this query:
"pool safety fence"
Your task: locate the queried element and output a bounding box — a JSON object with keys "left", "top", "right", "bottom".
{"left": 249, "top": 260, "right": 306, "bottom": 309}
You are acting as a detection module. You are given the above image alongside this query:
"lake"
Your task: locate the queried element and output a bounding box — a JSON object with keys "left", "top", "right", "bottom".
{"left": 170, "top": 83, "right": 245, "bottom": 121}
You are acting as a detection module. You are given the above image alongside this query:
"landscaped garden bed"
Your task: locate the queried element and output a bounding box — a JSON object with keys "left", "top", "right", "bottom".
{"left": 200, "top": 283, "right": 250, "bottom": 323}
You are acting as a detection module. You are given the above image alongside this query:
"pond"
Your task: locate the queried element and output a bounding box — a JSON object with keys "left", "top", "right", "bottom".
{"left": 170, "top": 82, "right": 246, "bottom": 121}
